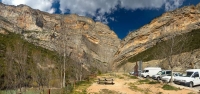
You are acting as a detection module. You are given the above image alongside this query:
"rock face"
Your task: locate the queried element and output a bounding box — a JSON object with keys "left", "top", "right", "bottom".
{"left": 1, "top": 3, "right": 200, "bottom": 71}
{"left": 0, "top": 3, "right": 120, "bottom": 72}
{"left": 113, "top": 3, "right": 200, "bottom": 68}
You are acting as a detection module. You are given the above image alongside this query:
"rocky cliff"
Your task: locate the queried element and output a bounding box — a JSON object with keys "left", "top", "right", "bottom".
{"left": 1, "top": 3, "right": 200, "bottom": 71}
{"left": 113, "top": 3, "right": 200, "bottom": 68}
{"left": 0, "top": 3, "right": 120, "bottom": 72}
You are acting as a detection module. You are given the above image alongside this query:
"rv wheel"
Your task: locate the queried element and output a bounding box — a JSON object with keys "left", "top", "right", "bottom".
{"left": 146, "top": 75, "right": 150, "bottom": 79}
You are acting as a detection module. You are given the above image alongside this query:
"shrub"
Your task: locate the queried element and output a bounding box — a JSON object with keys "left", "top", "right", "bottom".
{"left": 99, "top": 89, "right": 121, "bottom": 94}
{"left": 162, "top": 84, "right": 180, "bottom": 90}
{"left": 148, "top": 81, "right": 160, "bottom": 84}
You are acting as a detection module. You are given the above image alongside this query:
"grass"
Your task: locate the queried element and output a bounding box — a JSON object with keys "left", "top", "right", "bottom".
{"left": 0, "top": 88, "right": 63, "bottom": 94}
{"left": 187, "top": 92, "right": 196, "bottom": 94}
{"left": 138, "top": 79, "right": 159, "bottom": 84}
{"left": 98, "top": 89, "right": 122, "bottom": 94}
{"left": 130, "top": 79, "right": 160, "bottom": 86}
{"left": 148, "top": 81, "right": 160, "bottom": 84}
{"left": 129, "top": 83, "right": 144, "bottom": 92}
{"left": 128, "top": 82, "right": 152, "bottom": 94}
{"left": 162, "top": 84, "right": 181, "bottom": 90}
{"left": 157, "top": 92, "right": 163, "bottom": 94}
{"left": 119, "top": 76, "right": 124, "bottom": 79}
{"left": 71, "top": 80, "right": 94, "bottom": 94}
{"left": 138, "top": 79, "right": 150, "bottom": 84}
{"left": 123, "top": 74, "right": 138, "bottom": 79}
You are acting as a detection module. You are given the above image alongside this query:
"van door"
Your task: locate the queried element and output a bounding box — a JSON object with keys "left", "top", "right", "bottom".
{"left": 192, "top": 72, "right": 200, "bottom": 86}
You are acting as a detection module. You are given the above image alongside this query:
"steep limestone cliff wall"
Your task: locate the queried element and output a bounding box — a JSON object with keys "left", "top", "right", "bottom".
{"left": 113, "top": 4, "right": 200, "bottom": 68}
{"left": 0, "top": 3, "right": 120, "bottom": 72}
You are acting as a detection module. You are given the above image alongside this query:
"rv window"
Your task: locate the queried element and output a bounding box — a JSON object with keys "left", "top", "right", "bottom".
{"left": 145, "top": 70, "right": 149, "bottom": 72}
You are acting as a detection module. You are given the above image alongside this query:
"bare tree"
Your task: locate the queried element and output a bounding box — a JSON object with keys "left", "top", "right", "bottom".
{"left": 4, "top": 46, "right": 16, "bottom": 93}
{"left": 157, "top": 26, "right": 193, "bottom": 83}
{"left": 3, "top": 40, "right": 29, "bottom": 93}
{"left": 44, "top": 55, "right": 52, "bottom": 89}
{"left": 32, "top": 50, "right": 46, "bottom": 92}
{"left": 12, "top": 41, "right": 28, "bottom": 93}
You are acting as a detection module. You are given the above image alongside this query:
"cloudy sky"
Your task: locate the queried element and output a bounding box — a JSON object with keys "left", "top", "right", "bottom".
{"left": 1, "top": 0, "right": 200, "bottom": 39}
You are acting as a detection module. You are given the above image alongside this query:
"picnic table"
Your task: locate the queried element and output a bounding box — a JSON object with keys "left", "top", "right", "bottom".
{"left": 97, "top": 77, "right": 114, "bottom": 85}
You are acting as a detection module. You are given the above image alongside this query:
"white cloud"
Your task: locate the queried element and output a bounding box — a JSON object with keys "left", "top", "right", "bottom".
{"left": 48, "top": 8, "right": 55, "bottom": 14}
{"left": 2, "top": 0, "right": 55, "bottom": 13}
{"left": 59, "top": 0, "right": 118, "bottom": 16}
{"left": 109, "top": 17, "right": 115, "bottom": 21}
{"left": 120, "top": 0, "right": 166, "bottom": 10}
{"left": 59, "top": 0, "right": 118, "bottom": 24}
{"left": 59, "top": 0, "right": 184, "bottom": 24}
{"left": 120, "top": 0, "right": 185, "bottom": 11}
{"left": 1, "top": 0, "right": 185, "bottom": 23}
{"left": 165, "top": 0, "right": 185, "bottom": 11}
{"left": 95, "top": 15, "right": 109, "bottom": 24}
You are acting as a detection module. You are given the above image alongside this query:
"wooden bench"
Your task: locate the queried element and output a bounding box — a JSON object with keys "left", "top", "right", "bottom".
{"left": 97, "top": 77, "right": 114, "bottom": 85}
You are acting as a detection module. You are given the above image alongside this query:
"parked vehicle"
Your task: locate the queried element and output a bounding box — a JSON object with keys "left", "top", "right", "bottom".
{"left": 152, "top": 70, "right": 171, "bottom": 80}
{"left": 129, "top": 71, "right": 134, "bottom": 75}
{"left": 161, "top": 72, "right": 181, "bottom": 83}
{"left": 174, "top": 69, "right": 200, "bottom": 87}
{"left": 141, "top": 67, "right": 161, "bottom": 78}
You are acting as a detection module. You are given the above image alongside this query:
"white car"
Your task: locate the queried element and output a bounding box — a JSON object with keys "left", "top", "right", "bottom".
{"left": 161, "top": 72, "right": 181, "bottom": 83}
{"left": 152, "top": 70, "right": 171, "bottom": 80}
{"left": 174, "top": 69, "right": 200, "bottom": 87}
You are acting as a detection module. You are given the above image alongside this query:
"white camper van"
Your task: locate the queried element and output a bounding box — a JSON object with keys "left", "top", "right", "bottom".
{"left": 141, "top": 67, "right": 162, "bottom": 78}
{"left": 174, "top": 69, "right": 200, "bottom": 87}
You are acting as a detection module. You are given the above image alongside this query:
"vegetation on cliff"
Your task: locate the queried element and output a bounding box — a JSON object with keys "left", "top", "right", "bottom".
{"left": 128, "top": 29, "right": 200, "bottom": 63}
{"left": 0, "top": 28, "right": 93, "bottom": 93}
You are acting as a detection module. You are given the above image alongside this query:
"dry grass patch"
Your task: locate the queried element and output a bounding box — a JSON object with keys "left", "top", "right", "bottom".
{"left": 99, "top": 89, "right": 122, "bottom": 94}
{"left": 162, "top": 84, "right": 181, "bottom": 91}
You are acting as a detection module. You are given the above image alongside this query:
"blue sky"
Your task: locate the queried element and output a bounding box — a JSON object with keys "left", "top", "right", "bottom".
{"left": 1, "top": 0, "right": 200, "bottom": 39}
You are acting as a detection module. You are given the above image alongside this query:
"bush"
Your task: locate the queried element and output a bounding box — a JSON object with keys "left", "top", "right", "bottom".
{"left": 99, "top": 89, "right": 121, "bottom": 94}
{"left": 148, "top": 81, "right": 160, "bottom": 84}
{"left": 162, "top": 84, "right": 180, "bottom": 90}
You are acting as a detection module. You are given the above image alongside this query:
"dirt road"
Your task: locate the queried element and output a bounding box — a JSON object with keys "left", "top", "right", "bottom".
{"left": 86, "top": 73, "right": 198, "bottom": 94}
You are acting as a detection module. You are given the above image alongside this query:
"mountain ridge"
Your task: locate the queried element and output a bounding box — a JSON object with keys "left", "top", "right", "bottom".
{"left": 0, "top": 3, "right": 120, "bottom": 72}
{"left": 1, "top": 3, "right": 200, "bottom": 70}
